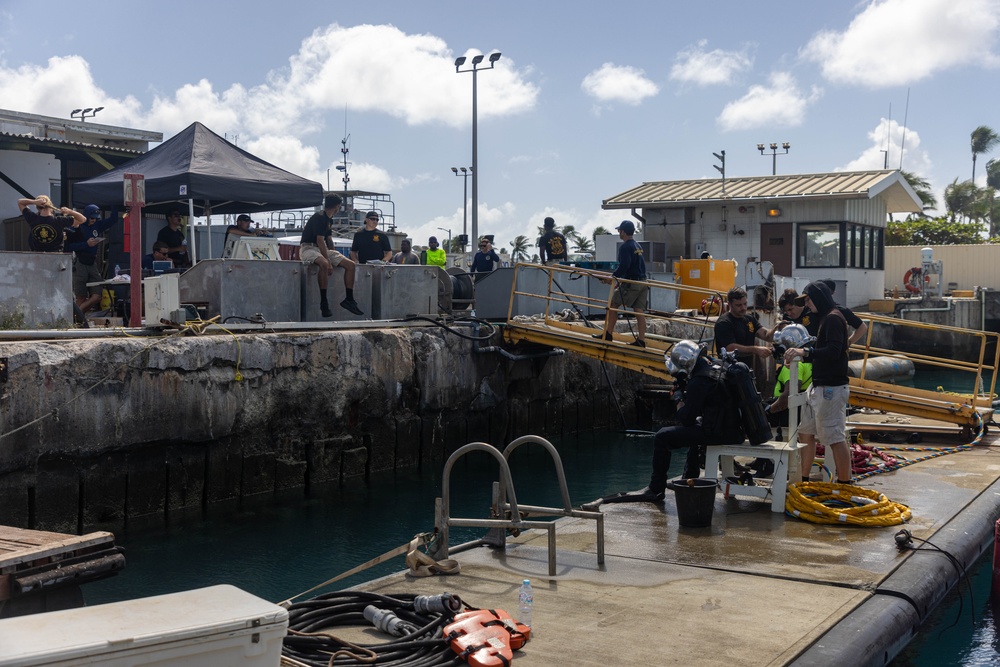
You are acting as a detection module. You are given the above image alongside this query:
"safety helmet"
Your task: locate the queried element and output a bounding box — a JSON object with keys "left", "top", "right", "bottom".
{"left": 774, "top": 323, "right": 814, "bottom": 349}
{"left": 665, "top": 340, "right": 700, "bottom": 377}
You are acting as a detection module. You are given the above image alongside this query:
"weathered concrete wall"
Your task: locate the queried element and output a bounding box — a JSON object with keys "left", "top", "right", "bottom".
{"left": 0, "top": 327, "right": 644, "bottom": 532}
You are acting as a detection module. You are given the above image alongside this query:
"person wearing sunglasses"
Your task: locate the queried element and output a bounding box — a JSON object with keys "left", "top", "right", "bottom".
{"left": 350, "top": 211, "right": 392, "bottom": 264}
{"left": 470, "top": 237, "right": 500, "bottom": 274}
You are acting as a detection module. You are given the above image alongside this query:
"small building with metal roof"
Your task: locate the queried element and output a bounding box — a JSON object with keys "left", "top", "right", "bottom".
{"left": 1, "top": 108, "right": 162, "bottom": 250}
{"left": 603, "top": 170, "right": 922, "bottom": 307}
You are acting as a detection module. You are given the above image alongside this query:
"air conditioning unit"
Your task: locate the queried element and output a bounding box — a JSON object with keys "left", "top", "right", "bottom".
{"left": 144, "top": 273, "right": 179, "bottom": 325}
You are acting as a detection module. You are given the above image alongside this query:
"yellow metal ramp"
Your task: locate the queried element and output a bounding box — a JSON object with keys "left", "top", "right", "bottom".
{"left": 500, "top": 263, "right": 997, "bottom": 431}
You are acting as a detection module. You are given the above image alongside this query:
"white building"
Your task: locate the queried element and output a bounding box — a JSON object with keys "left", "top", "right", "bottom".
{"left": 603, "top": 170, "right": 922, "bottom": 308}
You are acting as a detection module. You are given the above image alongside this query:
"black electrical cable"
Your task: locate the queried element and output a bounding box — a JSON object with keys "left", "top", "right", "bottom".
{"left": 282, "top": 591, "right": 467, "bottom": 666}
{"left": 894, "top": 530, "right": 975, "bottom": 629}
{"left": 401, "top": 314, "right": 497, "bottom": 341}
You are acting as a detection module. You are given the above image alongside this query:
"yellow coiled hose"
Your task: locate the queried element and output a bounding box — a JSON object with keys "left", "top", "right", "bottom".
{"left": 785, "top": 481, "right": 912, "bottom": 526}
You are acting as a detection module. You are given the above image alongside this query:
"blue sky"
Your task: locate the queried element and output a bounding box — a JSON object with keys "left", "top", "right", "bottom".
{"left": 1, "top": 0, "right": 998, "bottom": 250}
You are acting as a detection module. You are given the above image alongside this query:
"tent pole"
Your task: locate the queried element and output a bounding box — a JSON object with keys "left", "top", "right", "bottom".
{"left": 187, "top": 199, "right": 196, "bottom": 264}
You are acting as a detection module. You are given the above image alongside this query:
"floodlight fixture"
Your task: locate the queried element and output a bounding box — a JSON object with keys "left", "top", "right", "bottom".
{"left": 471, "top": 54, "right": 484, "bottom": 65}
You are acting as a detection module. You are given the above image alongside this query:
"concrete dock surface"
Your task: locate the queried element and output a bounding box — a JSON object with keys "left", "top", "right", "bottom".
{"left": 357, "top": 428, "right": 1000, "bottom": 666}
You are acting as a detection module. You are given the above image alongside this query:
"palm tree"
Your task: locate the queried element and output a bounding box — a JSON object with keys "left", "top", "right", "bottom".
{"left": 971, "top": 125, "right": 999, "bottom": 181}
{"left": 900, "top": 170, "right": 937, "bottom": 213}
{"left": 574, "top": 236, "right": 595, "bottom": 254}
{"left": 592, "top": 226, "right": 611, "bottom": 241}
{"left": 943, "top": 178, "right": 981, "bottom": 222}
{"left": 509, "top": 235, "right": 531, "bottom": 263}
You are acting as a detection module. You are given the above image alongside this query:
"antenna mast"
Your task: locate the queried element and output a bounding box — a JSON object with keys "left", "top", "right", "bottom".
{"left": 898, "top": 88, "right": 910, "bottom": 171}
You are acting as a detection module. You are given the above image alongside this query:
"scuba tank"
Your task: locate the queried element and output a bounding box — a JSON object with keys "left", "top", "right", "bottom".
{"left": 721, "top": 352, "right": 773, "bottom": 446}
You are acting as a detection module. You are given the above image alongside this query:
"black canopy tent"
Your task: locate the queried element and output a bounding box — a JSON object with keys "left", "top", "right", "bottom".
{"left": 73, "top": 121, "right": 323, "bottom": 259}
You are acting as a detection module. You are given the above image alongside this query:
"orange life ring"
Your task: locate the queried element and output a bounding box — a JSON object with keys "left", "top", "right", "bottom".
{"left": 903, "top": 267, "right": 922, "bottom": 293}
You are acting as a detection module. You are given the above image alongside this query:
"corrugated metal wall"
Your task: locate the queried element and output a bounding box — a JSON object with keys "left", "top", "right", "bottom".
{"left": 885, "top": 245, "right": 1000, "bottom": 292}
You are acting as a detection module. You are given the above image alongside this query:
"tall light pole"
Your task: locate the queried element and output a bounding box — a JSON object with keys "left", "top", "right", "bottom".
{"left": 455, "top": 51, "right": 501, "bottom": 249}
{"left": 451, "top": 166, "right": 472, "bottom": 252}
{"left": 437, "top": 227, "right": 453, "bottom": 251}
{"left": 757, "top": 142, "right": 790, "bottom": 175}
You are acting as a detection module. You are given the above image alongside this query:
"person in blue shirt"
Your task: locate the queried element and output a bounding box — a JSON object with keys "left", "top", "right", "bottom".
{"left": 470, "top": 237, "right": 500, "bottom": 274}
{"left": 65, "top": 204, "right": 119, "bottom": 313}
{"left": 141, "top": 241, "right": 172, "bottom": 274}
{"left": 594, "top": 220, "right": 648, "bottom": 347}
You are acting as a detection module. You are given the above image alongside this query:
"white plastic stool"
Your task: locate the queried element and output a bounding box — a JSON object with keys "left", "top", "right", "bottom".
{"left": 705, "top": 440, "right": 811, "bottom": 512}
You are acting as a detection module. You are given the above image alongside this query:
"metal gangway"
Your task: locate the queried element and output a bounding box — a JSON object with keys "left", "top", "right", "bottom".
{"left": 431, "top": 435, "right": 604, "bottom": 576}
{"left": 500, "top": 263, "right": 998, "bottom": 432}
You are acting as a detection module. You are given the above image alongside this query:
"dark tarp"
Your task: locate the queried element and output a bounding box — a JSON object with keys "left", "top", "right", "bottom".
{"left": 73, "top": 122, "right": 323, "bottom": 215}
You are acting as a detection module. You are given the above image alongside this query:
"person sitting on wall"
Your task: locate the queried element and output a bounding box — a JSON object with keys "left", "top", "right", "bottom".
{"left": 391, "top": 238, "right": 420, "bottom": 265}
{"left": 141, "top": 241, "right": 172, "bottom": 274}
{"left": 350, "top": 211, "right": 392, "bottom": 264}
{"left": 17, "top": 195, "right": 85, "bottom": 252}
{"left": 157, "top": 210, "right": 191, "bottom": 268}
{"left": 423, "top": 236, "right": 447, "bottom": 267}
{"left": 301, "top": 194, "right": 364, "bottom": 317}
{"left": 470, "top": 237, "right": 500, "bottom": 274}
{"left": 65, "top": 204, "right": 120, "bottom": 314}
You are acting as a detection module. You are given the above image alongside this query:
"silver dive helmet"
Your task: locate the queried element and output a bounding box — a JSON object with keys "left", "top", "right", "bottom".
{"left": 665, "top": 340, "right": 700, "bottom": 377}
{"left": 774, "top": 323, "right": 815, "bottom": 349}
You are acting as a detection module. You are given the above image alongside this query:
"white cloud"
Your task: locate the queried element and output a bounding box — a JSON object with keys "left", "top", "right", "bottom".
{"left": 716, "top": 72, "right": 821, "bottom": 131}
{"left": 670, "top": 40, "right": 754, "bottom": 86}
{"left": 581, "top": 63, "right": 659, "bottom": 105}
{"left": 244, "top": 135, "right": 321, "bottom": 183}
{"left": 801, "top": 0, "right": 1000, "bottom": 87}
{"left": 838, "top": 119, "right": 932, "bottom": 176}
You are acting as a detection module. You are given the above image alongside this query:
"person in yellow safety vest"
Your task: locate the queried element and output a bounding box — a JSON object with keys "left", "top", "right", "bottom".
{"left": 424, "top": 236, "right": 447, "bottom": 267}
{"left": 749, "top": 357, "right": 812, "bottom": 479}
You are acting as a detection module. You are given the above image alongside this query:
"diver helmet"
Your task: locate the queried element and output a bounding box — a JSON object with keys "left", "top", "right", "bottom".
{"left": 665, "top": 340, "right": 700, "bottom": 377}
{"left": 774, "top": 323, "right": 815, "bottom": 349}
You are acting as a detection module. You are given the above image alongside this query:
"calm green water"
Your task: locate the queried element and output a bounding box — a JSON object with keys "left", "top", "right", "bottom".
{"left": 84, "top": 431, "right": 661, "bottom": 606}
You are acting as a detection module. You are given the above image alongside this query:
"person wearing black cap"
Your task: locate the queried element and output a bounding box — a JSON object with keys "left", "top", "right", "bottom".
{"left": 66, "top": 203, "right": 120, "bottom": 313}
{"left": 594, "top": 220, "right": 648, "bottom": 347}
{"left": 538, "top": 216, "right": 568, "bottom": 266}
{"left": 224, "top": 214, "right": 271, "bottom": 249}
{"left": 784, "top": 281, "right": 852, "bottom": 484}
{"left": 301, "top": 194, "right": 363, "bottom": 317}
{"left": 350, "top": 211, "right": 392, "bottom": 264}
{"left": 424, "top": 236, "right": 446, "bottom": 267}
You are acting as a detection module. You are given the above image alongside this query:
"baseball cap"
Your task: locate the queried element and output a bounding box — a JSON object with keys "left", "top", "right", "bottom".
{"left": 365, "top": 211, "right": 380, "bottom": 220}
{"left": 543, "top": 216, "right": 555, "bottom": 228}
{"left": 236, "top": 214, "right": 252, "bottom": 223}
{"left": 616, "top": 220, "right": 635, "bottom": 234}
{"left": 429, "top": 236, "right": 438, "bottom": 243}
{"left": 84, "top": 204, "right": 101, "bottom": 219}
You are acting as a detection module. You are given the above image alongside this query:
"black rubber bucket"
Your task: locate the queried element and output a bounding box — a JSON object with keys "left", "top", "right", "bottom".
{"left": 667, "top": 478, "right": 718, "bottom": 528}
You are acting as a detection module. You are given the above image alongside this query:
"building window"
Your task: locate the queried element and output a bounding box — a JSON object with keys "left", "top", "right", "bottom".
{"left": 797, "top": 223, "right": 843, "bottom": 268}
{"left": 798, "top": 222, "right": 884, "bottom": 270}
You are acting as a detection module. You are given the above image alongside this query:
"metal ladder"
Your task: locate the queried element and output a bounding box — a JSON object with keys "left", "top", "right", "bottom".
{"left": 431, "top": 435, "right": 605, "bottom": 576}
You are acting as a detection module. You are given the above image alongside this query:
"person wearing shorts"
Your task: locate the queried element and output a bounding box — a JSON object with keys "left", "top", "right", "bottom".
{"left": 594, "top": 220, "right": 648, "bottom": 347}
{"left": 783, "top": 281, "right": 851, "bottom": 483}
{"left": 301, "top": 194, "right": 363, "bottom": 317}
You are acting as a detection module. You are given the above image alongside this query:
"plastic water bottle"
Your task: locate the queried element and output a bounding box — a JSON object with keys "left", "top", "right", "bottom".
{"left": 114, "top": 264, "right": 121, "bottom": 278}
{"left": 517, "top": 579, "right": 533, "bottom": 627}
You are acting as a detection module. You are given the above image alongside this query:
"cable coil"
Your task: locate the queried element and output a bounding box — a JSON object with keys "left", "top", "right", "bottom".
{"left": 785, "top": 481, "right": 912, "bottom": 526}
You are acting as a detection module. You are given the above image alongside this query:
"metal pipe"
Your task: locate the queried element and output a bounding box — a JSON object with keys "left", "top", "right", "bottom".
{"left": 899, "top": 299, "right": 954, "bottom": 320}
{"left": 0, "top": 328, "right": 161, "bottom": 341}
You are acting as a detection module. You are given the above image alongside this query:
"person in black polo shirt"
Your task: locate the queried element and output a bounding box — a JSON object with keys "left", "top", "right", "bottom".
{"left": 350, "top": 211, "right": 392, "bottom": 264}
{"left": 714, "top": 286, "right": 776, "bottom": 365}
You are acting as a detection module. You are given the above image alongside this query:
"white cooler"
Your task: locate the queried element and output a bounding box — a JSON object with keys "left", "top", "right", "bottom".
{"left": 0, "top": 584, "right": 288, "bottom": 667}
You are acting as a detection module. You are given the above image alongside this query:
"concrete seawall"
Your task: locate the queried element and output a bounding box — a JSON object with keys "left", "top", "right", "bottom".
{"left": 0, "top": 327, "right": 644, "bottom": 533}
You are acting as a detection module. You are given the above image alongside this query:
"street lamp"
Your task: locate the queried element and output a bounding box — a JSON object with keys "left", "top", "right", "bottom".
{"left": 451, "top": 166, "right": 472, "bottom": 251}
{"left": 757, "top": 142, "right": 790, "bottom": 176}
{"left": 455, "top": 51, "right": 501, "bottom": 251}
{"left": 70, "top": 106, "right": 104, "bottom": 122}
{"left": 437, "top": 227, "right": 453, "bottom": 251}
